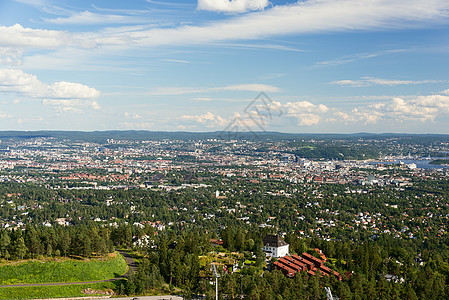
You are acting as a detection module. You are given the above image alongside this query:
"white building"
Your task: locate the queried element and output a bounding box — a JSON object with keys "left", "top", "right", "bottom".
{"left": 262, "top": 235, "right": 289, "bottom": 258}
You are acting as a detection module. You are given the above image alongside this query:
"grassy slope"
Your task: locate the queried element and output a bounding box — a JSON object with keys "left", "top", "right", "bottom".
{"left": 0, "top": 253, "right": 127, "bottom": 285}
{"left": 0, "top": 282, "right": 117, "bottom": 300}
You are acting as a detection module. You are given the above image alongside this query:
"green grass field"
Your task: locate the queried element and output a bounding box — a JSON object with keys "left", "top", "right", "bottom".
{"left": 0, "top": 281, "right": 118, "bottom": 300}
{"left": 0, "top": 253, "right": 127, "bottom": 285}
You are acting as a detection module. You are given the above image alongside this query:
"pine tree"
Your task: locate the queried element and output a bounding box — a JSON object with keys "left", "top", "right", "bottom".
{"left": 14, "top": 237, "right": 28, "bottom": 260}
{"left": 0, "top": 232, "right": 11, "bottom": 259}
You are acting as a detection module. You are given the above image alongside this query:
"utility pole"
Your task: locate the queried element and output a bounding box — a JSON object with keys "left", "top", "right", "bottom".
{"left": 212, "top": 263, "right": 220, "bottom": 300}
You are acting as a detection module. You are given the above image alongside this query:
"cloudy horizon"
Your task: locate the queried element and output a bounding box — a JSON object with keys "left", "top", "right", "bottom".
{"left": 0, "top": 0, "right": 448, "bottom": 133}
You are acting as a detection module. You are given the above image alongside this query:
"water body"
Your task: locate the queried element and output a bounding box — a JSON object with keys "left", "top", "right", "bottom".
{"left": 371, "top": 158, "right": 449, "bottom": 169}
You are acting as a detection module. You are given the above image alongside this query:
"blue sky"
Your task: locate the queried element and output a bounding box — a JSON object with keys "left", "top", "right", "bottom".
{"left": 0, "top": 0, "right": 448, "bottom": 133}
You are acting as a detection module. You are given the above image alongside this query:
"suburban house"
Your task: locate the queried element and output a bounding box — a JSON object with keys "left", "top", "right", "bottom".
{"left": 262, "top": 234, "right": 289, "bottom": 258}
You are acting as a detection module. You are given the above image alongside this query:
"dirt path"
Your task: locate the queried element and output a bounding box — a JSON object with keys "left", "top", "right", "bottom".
{"left": 0, "top": 250, "right": 136, "bottom": 288}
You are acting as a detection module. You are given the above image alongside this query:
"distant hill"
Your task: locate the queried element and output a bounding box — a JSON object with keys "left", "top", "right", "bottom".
{"left": 429, "top": 159, "right": 449, "bottom": 165}
{"left": 0, "top": 130, "right": 448, "bottom": 143}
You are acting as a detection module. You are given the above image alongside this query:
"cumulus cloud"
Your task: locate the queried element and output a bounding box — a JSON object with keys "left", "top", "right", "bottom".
{"left": 0, "top": 24, "right": 70, "bottom": 49}
{"left": 0, "top": 69, "right": 100, "bottom": 99}
{"left": 197, "top": 0, "right": 269, "bottom": 13}
{"left": 351, "top": 108, "right": 385, "bottom": 124}
{"left": 0, "top": 47, "right": 23, "bottom": 65}
{"left": 180, "top": 112, "right": 228, "bottom": 128}
{"left": 283, "top": 101, "right": 329, "bottom": 126}
{"left": 331, "top": 77, "right": 442, "bottom": 87}
{"left": 351, "top": 93, "right": 449, "bottom": 123}
{"left": 49, "top": 81, "right": 100, "bottom": 99}
{"left": 0, "top": 69, "right": 101, "bottom": 112}
{"left": 179, "top": 91, "right": 449, "bottom": 130}
{"left": 248, "top": 100, "right": 329, "bottom": 126}
{"left": 333, "top": 111, "right": 356, "bottom": 123}
{"left": 245, "top": 92, "right": 449, "bottom": 127}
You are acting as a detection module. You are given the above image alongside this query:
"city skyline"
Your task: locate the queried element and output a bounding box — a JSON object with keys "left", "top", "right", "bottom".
{"left": 0, "top": 0, "right": 448, "bottom": 133}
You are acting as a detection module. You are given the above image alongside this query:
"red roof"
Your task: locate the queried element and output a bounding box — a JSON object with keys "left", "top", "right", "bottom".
{"left": 273, "top": 261, "right": 295, "bottom": 277}
{"left": 301, "top": 252, "right": 324, "bottom": 267}
{"left": 283, "top": 256, "right": 307, "bottom": 272}
{"left": 292, "top": 254, "right": 315, "bottom": 270}
{"left": 278, "top": 258, "right": 303, "bottom": 273}
{"left": 320, "top": 265, "right": 333, "bottom": 275}
{"left": 274, "top": 254, "right": 342, "bottom": 281}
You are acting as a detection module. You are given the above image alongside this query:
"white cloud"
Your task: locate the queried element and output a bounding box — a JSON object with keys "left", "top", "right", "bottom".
{"left": 124, "top": 112, "right": 142, "bottom": 119}
{"left": 180, "top": 90, "right": 449, "bottom": 130}
{"left": 0, "top": 24, "right": 70, "bottom": 49}
{"left": 42, "top": 99, "right": 100, "bottom": 113}
{"left": 197, "top": 0, "right": 269, "bottom": 13}
{"left": 249, "top": 100, "right": 329, "bottom": 126}
{"left": 331, "top": 77, "right": 442, "bottom": 87}
{"left": 221, "top": 43, "right": 304, "bottom": 52}
{"left": 244, "top": 92, "right": 449, "bottom": 127}
{"left": 192, "top": 97, "right": 214, "bottom": 101}
{"left": 129, "top": 0, "right": 449, "bottom": 47}
{"left": 0, "top": 111, "right": 13, "bottom": 119}
{"left": 149, "top": 87, "right": 205, "bottom": 96}
{"left": 0, "top": 69, "right": 100, "bottom": 99}
{"left": 0, "top": 47, "right": 23, "bottom": 65}
{"left": 149, "top": 83, "right": 279, "bottom": 95}
{"left": 282, "top": 101, "right": 329, "bottom": 126}
{"left": 351, "top": 108, "right": 385, "bottom": 124}
{"left": 49, "top": 81, "right": 100, "bottom": 99}
{"left": 220, "top": 83, "right": 279, "bottom": 92}
{"left": 333, "top": 111, "right": 356, "bottom": 123}
{"left": 43, "top": 11, "right": 148, "bottom": 25}
{"left": 180, "top": 112, "right": 228, "bottom": 128}
{"left": 0, "top": 69, "right": 101, "bottom": 111}
{"left": 161, "top": 59, "right": 191, "bottom": 63}
{"left": 315, "top": 49, "right": 406, "bottom": 67}
{"left": 13, "top": 0, "right": 46, "bottom": 6}
{"left": 3, "top": 1, "right": 449, "bottom": 50}
{"left": 121, "top": 122, "right": 154, "bottom": 129}
{"left": 351, "top": 93, "right": 449, "bottom": 123}
{"left": 0, "top": 69, "right": 48, "bottom": 96}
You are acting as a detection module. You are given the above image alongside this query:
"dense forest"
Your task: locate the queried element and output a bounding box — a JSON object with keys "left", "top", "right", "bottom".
{"left": 1, "top": 176, "right": 449, "bottom": 298}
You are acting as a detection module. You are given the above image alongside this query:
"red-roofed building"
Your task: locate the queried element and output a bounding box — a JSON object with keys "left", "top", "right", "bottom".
{"left": 292, "top": 254, "right": 315, "bottom": 271}
{"left": 283, "top": 256, "right": 307, "bottom": 272}
{"left": 273, "top": 253, "right": 342, "bottom": 281}
{"left": 314, "top": 248, "right": 327, "bottom": 262}
{"left": 278, "top": 258, "right": 303, "bottom": 273}
{"left": 273, "top": 261, "right": 295, "bottom": 277}
{"left": 301, "top": 252, "right": 324, "bottom": 268}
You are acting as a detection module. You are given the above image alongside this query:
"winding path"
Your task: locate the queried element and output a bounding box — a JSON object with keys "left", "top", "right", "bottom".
{"left": 0, "top": 250, "right": 136, "bottom": 288}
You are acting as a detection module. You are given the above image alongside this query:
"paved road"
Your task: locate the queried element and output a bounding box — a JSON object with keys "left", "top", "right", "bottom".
{"left": 117, "top": 249, "right": 137, "bottom": 276}
{"left": 0, "top": 250, "right": 137, "bottom": 288}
